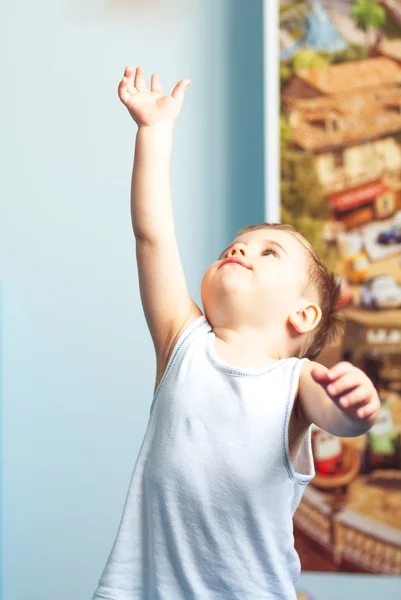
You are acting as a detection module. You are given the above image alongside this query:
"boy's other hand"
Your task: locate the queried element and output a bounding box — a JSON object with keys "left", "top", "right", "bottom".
{"left": 118, "top": 66, "right": 191, "bottom": 128}
{"left": 311, "top": 361, "right": 380, "bottom": 422}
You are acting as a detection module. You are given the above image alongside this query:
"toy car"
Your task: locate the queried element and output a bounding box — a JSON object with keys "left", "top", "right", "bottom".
{"left": 360, "top": 275, "right": 401, "bottom": 310}
{"left": 376, "top": 225, "right": 401, "bottom": 245}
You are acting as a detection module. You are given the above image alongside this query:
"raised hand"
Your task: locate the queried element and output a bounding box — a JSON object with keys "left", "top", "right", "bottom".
{"left": 118, "top": 66, "right": 191, "bottom": 128}
{"left": 311, "top": 361, "right": 380, "bottom": 422}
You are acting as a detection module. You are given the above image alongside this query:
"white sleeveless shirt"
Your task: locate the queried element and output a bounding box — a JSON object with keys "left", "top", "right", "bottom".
{"left": 92, "top": 316, "right": 315, "bottom": 600}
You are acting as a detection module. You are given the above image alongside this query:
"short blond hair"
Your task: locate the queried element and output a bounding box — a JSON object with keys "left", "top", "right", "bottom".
{"left": 236, "top": 223, "right": 343, "bottom": 360}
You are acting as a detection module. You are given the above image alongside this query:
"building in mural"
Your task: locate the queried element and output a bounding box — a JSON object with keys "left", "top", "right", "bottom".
{"left": 280, "top": 0, "right": 401, "bottom": 576}
{"left": 282, "top": 57, "right": 401, "bottom": 229}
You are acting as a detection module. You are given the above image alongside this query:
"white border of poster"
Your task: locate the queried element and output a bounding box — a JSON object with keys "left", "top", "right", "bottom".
{"left": 263, "top": 0, "right": 280, "bottom": 223}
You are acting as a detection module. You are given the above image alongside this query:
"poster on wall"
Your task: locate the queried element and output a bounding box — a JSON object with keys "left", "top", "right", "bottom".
{"left": 279, "top": 0, "right": 401, "bottom": 579}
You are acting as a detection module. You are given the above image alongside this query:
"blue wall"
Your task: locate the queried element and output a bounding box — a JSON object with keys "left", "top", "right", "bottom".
{"left": 1, "top": 1, "right": 399, "bottom": 599}
{"left": 0, "top": 1, "right": 264, "bottom": 599}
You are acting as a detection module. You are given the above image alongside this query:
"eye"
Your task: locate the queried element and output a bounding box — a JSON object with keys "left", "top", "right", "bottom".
{"left": 262, "top": 247, "right": 278, "bottom": 257}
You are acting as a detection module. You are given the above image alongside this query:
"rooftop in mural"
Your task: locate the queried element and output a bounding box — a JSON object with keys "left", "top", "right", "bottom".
{"left": 286, "top": 95, "right": 401, "bottom": 151}
{"left": 294, "top": 57, "right": 401, "bottom": 95}
{"left": 283, "top": 59, "right": 401, "bottom": 152}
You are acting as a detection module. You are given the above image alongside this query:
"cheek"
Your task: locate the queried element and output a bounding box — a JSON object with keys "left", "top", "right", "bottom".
{"left": 259, "top": 269, "right": 301, "bottom": 301}
{"left": 200, "top": 273, "right": 207, "bottom": 300}
{"left": 259, "top": 264, "right": 293, "bottom": 286}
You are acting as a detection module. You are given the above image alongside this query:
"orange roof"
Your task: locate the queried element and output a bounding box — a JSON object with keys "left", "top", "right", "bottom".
{"left": 285, "top": 96, "right": 345, "bottom": 113}
{"left": 285, "top": 88, "right": 401, "bottom": 151}
{"left": 304, "top": 109, "right": 335, "bottom": 120}
{"left": 296, "top": 57, "right": 401, "bottom": 95}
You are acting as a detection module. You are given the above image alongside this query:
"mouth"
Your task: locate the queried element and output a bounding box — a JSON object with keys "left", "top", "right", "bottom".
{"left": 220, "top": 257, "right": 252, "bottom": 270}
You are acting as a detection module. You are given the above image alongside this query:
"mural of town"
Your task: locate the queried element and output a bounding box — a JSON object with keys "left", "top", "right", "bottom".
{"left": 280, "top": 0, "right": 401, "bottom": 576}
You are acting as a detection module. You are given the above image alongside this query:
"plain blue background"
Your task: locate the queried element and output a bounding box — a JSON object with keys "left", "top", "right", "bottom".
{"left": 0, "top": 1, "right": 399, "bottom": 599}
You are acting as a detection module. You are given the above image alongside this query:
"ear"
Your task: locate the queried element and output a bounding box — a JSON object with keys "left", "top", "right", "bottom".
{"left": 288, "top": 300, "right": 322, "bottom": 335}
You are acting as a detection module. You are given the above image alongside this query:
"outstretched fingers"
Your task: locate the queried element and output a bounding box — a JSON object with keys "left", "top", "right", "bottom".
{"left": 151, "top": 74, "right": 163, "bottom": 94}
{"left": 171, "top": 79, "right": 191, "bottom": 103}
{"left": 118, "top": 66, "right": 137, "bottom": 104}
{"left": 134, "top": 66, "right": 148, "bottom": 92}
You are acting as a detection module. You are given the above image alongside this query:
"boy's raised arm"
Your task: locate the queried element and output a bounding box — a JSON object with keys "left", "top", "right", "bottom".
{"left": 118, "top": 67, "right": 202, "bottom": 380}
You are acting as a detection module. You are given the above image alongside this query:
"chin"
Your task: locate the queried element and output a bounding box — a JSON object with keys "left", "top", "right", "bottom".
{"left": 211, "top": 270, "right": 251, "bottom": 297}
{"left": 202, "top": 295, "right": 257, "bottom": 328}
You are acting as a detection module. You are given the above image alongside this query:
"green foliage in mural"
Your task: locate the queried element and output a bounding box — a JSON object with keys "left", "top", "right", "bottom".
{"left": 280, "top": 142, "right": 330, "bottom": 259}
{"left": 292, "top": 49, "right": 330, "bottom": 71}
{"left": 280, "top": 117, "right": 292, "bottom": 145}
{"left": 350, "top": 0, "right": 386, "bottom": 32}
{"left": 280, "top": 62, "right": 293, "bottom": 88}
{"left": 280, "top": 148, "right": 328, "bottom": 219}
{"left": 331, "top": 44, "right": 368, "bottom": 64}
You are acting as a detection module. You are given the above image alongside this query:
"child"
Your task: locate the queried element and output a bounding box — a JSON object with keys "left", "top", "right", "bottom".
{"left": 91, "top": 66, "right": 380, "bottom": 600}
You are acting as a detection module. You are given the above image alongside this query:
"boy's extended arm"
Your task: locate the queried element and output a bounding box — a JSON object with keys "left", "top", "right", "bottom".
{"left": 132, "top": 124, "right": 201, "bottom": 365}
{"left": 298, "top": 360, "right": 380, "bottom": 437}
{"left": 118, "top": 67, "right": 202, "bottom": 382}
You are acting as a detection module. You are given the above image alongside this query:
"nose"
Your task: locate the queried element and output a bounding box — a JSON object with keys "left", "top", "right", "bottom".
{"left": 229, "top": 243, "right": 247, "bottom": 257}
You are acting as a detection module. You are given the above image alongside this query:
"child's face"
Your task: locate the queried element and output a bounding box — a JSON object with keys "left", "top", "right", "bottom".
{"left": 201, "top": 228, "right": 314, "bottom": 330}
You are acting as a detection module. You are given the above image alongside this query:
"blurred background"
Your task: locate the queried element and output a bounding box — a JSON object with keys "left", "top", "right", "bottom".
{"left": 0, "top": 1, "right": 400, "bottom": 599}
{"left": 278, "top": 1, "right": 401, "bottom": 593}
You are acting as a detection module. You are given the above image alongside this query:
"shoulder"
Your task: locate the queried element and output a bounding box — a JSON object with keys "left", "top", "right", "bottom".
{"left": 298, "top": 359, "right": 325, "bottom": 397}
{"left": 299, "top": 359, "right": 319, "bottom": 379}
{"left": 288, "top": 357, "right": 317, "bottom": 389}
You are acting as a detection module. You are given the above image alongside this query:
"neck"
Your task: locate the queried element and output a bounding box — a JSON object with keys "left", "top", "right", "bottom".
{"left": 211, "top": 323, "right": 288, "bottom": 367}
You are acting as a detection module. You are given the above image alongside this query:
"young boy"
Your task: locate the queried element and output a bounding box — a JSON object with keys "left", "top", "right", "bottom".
{"left": 91, "top": 66, "right": 380, "bottom": 600}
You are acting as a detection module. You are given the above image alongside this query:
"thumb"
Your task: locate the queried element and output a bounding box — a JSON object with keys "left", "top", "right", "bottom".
{"left": 311, "top": 365, "right": 333, "bottom": 386}
{"left": 171, "top": 79, "right": 191, "bottom": 103}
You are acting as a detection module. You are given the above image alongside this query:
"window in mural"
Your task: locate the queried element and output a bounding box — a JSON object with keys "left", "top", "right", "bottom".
{"left": 280, "top": 0, "right": 401, "bottom": 576}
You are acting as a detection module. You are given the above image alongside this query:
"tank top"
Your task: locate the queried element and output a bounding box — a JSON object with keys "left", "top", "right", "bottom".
{"left": 92, "top": 315, "right": 315, "bottom": 600}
